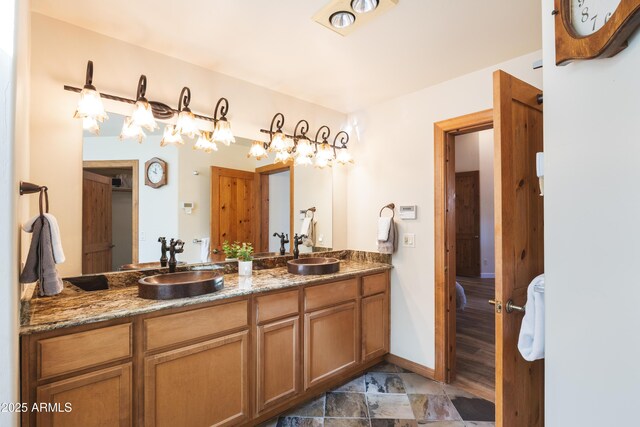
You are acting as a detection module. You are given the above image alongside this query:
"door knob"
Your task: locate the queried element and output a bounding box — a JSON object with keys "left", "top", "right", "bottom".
{"left": 488, "top": 299, "right": 502, "bottom": 313}
{"left": 505, "top": 300, "right": 526, "bottom": 314}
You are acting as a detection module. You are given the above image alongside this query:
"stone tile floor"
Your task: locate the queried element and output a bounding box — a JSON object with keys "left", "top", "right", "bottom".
{"left": 260, "top": 362, "right": 495, "bottom": 427}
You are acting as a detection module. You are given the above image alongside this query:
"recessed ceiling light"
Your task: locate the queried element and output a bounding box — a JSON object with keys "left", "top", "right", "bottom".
{"left": 329, "top": 11, "right": 356, "bottom": 29}
{"left": 351, "top": 0, "right": 378, "bottom": 14}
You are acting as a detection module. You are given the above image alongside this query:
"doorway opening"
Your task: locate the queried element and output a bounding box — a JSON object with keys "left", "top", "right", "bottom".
{"left": 82, "top": 160, "right": 139, "bottom": 274}
{"left": 453, "top": 129, "right": 496, "bottom": 401}
{"left": 256, "top": 163, "right": 294, "bottom": 254}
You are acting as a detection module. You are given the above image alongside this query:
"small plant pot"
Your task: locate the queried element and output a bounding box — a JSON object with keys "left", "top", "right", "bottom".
{"left": 238, "top": 260, "right": 253, "bottom": 277}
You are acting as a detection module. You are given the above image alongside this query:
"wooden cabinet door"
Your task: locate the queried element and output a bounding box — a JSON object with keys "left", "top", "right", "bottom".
{"left": 256, "top": 316, "right": 300, "bottom": 413}
{"left": 362, "top": 292, "right": 389, "bottom": 361}
{"left": 36, "top": 363, "right": 132, "bottom": 427}
{"left": 144, "top": 331, "right": 249, "bottom": 427}
{"left": 304, "top": 302, "right": 358, "bottom": 389}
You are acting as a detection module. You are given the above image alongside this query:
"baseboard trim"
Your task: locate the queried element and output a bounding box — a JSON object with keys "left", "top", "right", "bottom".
{"left": 480, "top": 273, "right": 495, "bottom": 279}
{"left": 385, "top": 353, "right": 436, "bottom": 380}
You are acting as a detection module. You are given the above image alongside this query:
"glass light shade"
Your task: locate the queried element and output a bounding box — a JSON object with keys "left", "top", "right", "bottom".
{"left": 130, "top": 100, "right": 158, "bottom": 131}
{"left": 212, "top": 119, "right": 236, "bottom": 146}
{"left": 82, "top": 117, "right": 100, "bottom": 135}
{"left": 194, "top": 132, "right": 218, "bottom": 153}
{"left": 160, "top": 124, "right": 184, "bottom": 147}
{"left": 295, "top": 139, "right": 314, "bottom": 157}
{"left": 74, "top": 87, "right": 108, "bottom": 123}
{"left": 335, "top": 148, "right": 354, "bottom": 165}
{"left": 351, "top": 0, "right": 378, "bottom": 14}
{"left": 314, "top": 157, "right": 332, "bottom": 169}
{"left": 269, "top": 131, "right": 289, "bottom": 152}
{"left": 316, "top": 142, "right": 335, "bottom": 162}
{"left": 274, "top": 150, "right": 292, "bottom": 164}
{"left": 330, "top": 11, "right": 355, "bottom": 29}
{"left": 120, "top": 117, "right": 146, "bottom": 143}
{"left": 295, "top": 154, "right": 313, "bottom": 166}
{"left": 248, "top": 141, "right": 268, "bottom": 160}
{"left": 175, "top": 109, "right": 199, "bottom": 138}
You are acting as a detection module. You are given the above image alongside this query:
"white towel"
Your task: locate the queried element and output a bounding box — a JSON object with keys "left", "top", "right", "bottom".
{"left": 518, "top": 274, "right": 545, "bottom": 361}
{"left": 200, "top": 237, "right": 210, "bottom": 263}
{"left": 377, "top": 217, "right": 392, "bottom": 241}
{"left": 377, "top": 219, "right": 396, "bottom": 254}
{"left": 300, "top": 217, "right": 312, "bottom": 237}
{"left": 23, "top": 213, "right": 65, "bottom": 264}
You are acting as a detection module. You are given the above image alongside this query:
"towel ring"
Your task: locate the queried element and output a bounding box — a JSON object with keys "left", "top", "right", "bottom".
{"left": 379, "top": 203, "right": 395, "bottom": 218}
{"left": 305, "top": 207, "right": 316, "bottom": 219}
{"left": 20, "top": 182, "right": 49, "bottom": 216}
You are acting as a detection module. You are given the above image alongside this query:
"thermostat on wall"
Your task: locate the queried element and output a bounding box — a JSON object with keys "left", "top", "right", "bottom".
{"left": 182, "top": 202, "right": 194, "bottom": 214}
{"left": 399, "top": 205, "right": 417, "bottom": 220}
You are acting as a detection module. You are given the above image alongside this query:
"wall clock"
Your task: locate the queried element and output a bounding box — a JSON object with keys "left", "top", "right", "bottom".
{"left": 554, "top": 0, "right": 640, "bottom": 64}
{"left": 145, "top": 157, "right": 167, "bottom": 189}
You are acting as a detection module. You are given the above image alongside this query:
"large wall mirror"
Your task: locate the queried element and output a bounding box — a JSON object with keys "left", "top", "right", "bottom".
{"left": 81, "top": 113, "right": 334, "bottom": 274}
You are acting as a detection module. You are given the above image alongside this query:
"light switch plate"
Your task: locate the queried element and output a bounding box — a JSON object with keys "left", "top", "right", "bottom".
{"left": 403, "top": 233, "right": 415, "bottom": 247}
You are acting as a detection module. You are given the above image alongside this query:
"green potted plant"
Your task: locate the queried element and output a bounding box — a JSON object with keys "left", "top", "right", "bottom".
{"left": 222, "top": 240, "right": 240, "bottom": 261}
{"left": 236, "top": 242, "right": 254, "bottom": 277}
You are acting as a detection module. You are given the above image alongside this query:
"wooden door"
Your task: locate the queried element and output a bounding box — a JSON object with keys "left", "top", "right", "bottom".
{"left": 455, "top": 171, "right": 481, "bottom": 277}
{"left": 144, "top": 331, "right": 249, "bottom": 427}
{"left": 256, "top": 316, "right": 300, "bottom": 413}
{"left": 493, "top": 70, "right": 544, "bottom": 427}
{"left": 304, "top": 302, "right": 358, "bottom": 390}
{"left": 36, "top": 363, "right": 132, "bottom": 427}
{"left": 211, "top": 167, "right": 259, "bottom": 252}
{"left": 361, "top": 292, "right": 389, "bottom": 361}
{"left": 82, "top": 170, "right": 113, "bottom": 274}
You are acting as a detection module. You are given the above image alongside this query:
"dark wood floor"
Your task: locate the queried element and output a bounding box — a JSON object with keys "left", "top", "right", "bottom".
{"left": 453, "top": 277, "right": 495, "bottom": 402}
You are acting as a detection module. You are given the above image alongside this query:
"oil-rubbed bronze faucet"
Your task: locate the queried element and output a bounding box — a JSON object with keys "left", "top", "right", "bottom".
{"left": 292, "top": 234, "right": 307, "bottom": 260}
{"left": 168, "top": 239, "right": 185, "bottom": 273}
{"left": 158, "top": 237, "right": 168, "bottom": 267}
{"left": 273, "top": 232, "right": 289, "bottom": 256}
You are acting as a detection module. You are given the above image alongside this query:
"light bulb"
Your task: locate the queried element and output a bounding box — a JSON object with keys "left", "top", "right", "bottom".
{"left": 316, "top": 142, "right": 334, "bottom": 162}
{"left": 269, "top": 131, "right": 289, "bottom": 152}
{"left": 82, "top": 117, "right": 100, "bottom": 135}
{"left": 295, "top": 139, "right": 314, "bottom": 157}
{"left": 175, "top": 109, "right": 199, "bottom": 138}
{"left": 274, "top": 150, "right": 292, "bottom": 164}
{"left": 160, "top": 124, "right": 184, "bottom": 147}
{"left": 120, "top": 116, "right": 146, "bottom": 143}
{"left": 74, "top": 87, "right": 108, "bottom": 128}
{"left": 330, "top": 11, "right": 356, "bottom": 29}
{"left": 335, "top": 148, "right": 354, "bottom": 165}
{"left": 130, "top": 99, "right": 158, "bottom": 131}
{"left": 295, "top": 154, "right": 313, "bottom": 166}
{"left": 248, "top": 141, "right": 268, "bottom": 160}
{"left": 351, "top": 0, "right": 378, "bottom": 14}
{"left": 212, "top": 119, "right": 235, "bottom": 146}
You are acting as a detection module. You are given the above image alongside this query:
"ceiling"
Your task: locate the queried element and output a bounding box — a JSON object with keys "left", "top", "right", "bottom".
{"left": 32, "top": 0, "right": 541, "bottom": 113}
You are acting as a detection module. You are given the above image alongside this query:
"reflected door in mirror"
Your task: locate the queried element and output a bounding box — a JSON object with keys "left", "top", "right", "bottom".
{"left": 82, "top": 171, "right": 113, "bottom": 274}
{"left": 211, "top": 167, "right": 258, "bottom": 255}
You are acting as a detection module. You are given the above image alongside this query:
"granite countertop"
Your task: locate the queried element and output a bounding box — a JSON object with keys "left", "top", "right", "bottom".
{"left": 20, "top": 259, "right": 392, "bottom": 335}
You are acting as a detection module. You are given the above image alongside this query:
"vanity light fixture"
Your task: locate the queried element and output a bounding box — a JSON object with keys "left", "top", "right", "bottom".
{"left": 329, "top": 11, "right": 356, "bottom": 28}
{"left": 249, "top": 113, "right": 353, "bottom": 167}
{"left": 351, "top": 0, "right": 378, "bottom": 14}
{"left": 65, "top": 60, "right": 235, "bottom": 153}
{"left": 73, "top": 61, "right": 108, "bottom": 134}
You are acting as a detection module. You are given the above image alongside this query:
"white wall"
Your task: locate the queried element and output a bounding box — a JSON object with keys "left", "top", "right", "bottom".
{"left": 346, "top": 52, "right": 541, "bottom": 368}
{"left": 0, "top": 1, "right": 28, "bottom": 425}
{"left": 28, "top": 13, "right": 347, "bottom": 276}
{"left": 542, "top": 1, "right": 640, "bottom": 425}
{"left": 454, "top": 130, "right": 495, "bottom": 277}
{"left": 295, "top": 165, "right": 333, "bottom": 252}
{"left": 83, "top": 135, "right": 180, "bottom": 264}
{"left": 268, "top": 171, "right": 290, "bottom": 252}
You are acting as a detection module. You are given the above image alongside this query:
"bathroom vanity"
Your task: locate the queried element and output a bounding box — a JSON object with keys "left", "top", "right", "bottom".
{"left": 20, "top": 252, "right": 391, "bottom": 426}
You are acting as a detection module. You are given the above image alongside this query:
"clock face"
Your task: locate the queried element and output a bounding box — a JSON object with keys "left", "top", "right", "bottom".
{"left": 570, "top": 0, "right": 622, "bottom": 36}
{"left": 147, "top": 162, "right": 164, "bottom": 184}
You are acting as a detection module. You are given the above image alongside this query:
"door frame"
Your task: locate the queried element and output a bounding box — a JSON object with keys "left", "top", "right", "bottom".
{"left": 83, "top": 159, "right": 139, "bottom": 264}
{"left": 255, "top": 163, "right": 295, "bottom": 253}
{"left": 434, "top": 109, "right": 493, "bottom": 383}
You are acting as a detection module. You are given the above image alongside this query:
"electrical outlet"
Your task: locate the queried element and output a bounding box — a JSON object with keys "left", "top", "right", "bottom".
{"left": 483, "top": 259, "right": 488, "bottom": 266}
{"left": 403, "top": 233, "right": 415, "bottom": 247}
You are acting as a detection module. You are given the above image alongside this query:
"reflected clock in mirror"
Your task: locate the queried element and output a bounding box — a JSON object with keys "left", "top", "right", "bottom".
{"left": 145, "top": 157, "right": 167, "bottom": 188}
{"left": 570, "top": 0, "right": 621, "bottom": 36}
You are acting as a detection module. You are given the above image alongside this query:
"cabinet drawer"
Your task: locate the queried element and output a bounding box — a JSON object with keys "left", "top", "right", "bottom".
{"left": 305, "top": 279, "right": 358, "bottom": 312}
{"left": 144, "top": 300, "right": 248, "bottom": 352}
{"left": 38, "top": 323, "right": 132, "bottom": 379}
{"left": 362, "top": 272, "right": 388, "bottom": 297}
{"left": 256, "top": 290, "right": 299, "bottom": 324}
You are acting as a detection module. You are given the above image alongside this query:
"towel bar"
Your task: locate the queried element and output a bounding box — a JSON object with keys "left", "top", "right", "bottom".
{"left": 19, "top": 181, "right": 49, "bottom": 216}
